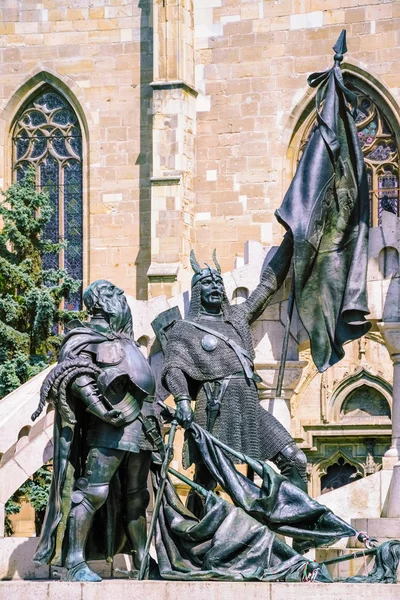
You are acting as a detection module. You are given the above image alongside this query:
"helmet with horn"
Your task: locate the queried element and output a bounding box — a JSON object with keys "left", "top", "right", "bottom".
{"left": 190, "top": 249, "right": 223, "bottom": 287}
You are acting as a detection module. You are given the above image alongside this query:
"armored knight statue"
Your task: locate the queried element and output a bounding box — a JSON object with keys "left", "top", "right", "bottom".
{"left": 31, "top": 280, "right": 160, "bottom": 582}
{"left": 162, "top": 233, "right": 307, "bottom": 515}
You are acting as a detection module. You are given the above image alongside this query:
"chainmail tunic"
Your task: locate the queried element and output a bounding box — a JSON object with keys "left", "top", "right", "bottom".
{"left": 163, "top": 233, "right": 294, "bottom": 466}
{"left": 164, "top": 320, "right": 293, "bottom": 465}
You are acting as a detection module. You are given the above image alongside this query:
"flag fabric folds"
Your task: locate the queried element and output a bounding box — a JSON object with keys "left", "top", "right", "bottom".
{"left": 275, "top": 30, "right": 371, "bottom": 372}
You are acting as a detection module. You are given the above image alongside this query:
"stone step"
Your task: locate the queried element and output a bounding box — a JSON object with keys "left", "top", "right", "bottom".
{"left": 0, "top": 581, "right": 399, "bottom": 600}
{"left": 351, "top": 518, "right": 400, "bottom": 548}
{"left": 0, "top": 537, "right": 135, "bottom": 581}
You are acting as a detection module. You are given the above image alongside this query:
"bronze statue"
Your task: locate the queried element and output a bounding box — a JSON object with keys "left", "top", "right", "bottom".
{"left": 31, "top": 280, "right": 159, "bottom": 581}
{"left": 161, "top": 233, "right": 308, "bottom": 516}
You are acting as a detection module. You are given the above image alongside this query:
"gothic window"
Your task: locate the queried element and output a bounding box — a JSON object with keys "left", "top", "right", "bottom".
{"left": 298, "top": 84, "right": 399, "bottom": 228}
{"left": 340, "top": 385, "right": 391, "bottom": 420}
{"left": 320, "top": 457, "right": 361, "bottom": 494}
{"left": 12, "top": 88, "right": 83, "bottom": 310}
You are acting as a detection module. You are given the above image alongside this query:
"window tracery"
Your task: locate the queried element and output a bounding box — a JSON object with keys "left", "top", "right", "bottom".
{"left": 12, "top": 88, "right": 83, "bottom": 309}
{"left": 320, "top": 456, "right": 361, "bottom": 494}
{"left": 298, "top": 84, "right": 399, "bottom": 228}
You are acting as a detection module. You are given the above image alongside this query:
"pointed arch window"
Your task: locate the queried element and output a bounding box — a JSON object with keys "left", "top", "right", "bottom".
{"left": 12, "top": 87, "right": 83, "bottom": 309}
{"left": 298, "top": 83, "right": 399, "bottom": 228}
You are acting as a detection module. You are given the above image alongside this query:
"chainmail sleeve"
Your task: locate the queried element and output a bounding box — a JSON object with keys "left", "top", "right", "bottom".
{"left": 244, "top": 230, "right": 293, "bottom": 324}
{"left": 164, "top": 367, "right": 191, "bottom": 398}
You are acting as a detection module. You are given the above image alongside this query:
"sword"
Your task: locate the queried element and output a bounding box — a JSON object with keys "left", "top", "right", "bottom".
{"left": 138, "top": 418, "right": 178, "bottom": 580}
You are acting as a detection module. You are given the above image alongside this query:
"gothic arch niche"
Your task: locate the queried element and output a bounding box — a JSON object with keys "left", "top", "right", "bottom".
{"left": 310, "top": 449, "right": 364, "bottom": 497}
{"left": 340, "top": 385, "right": 391, "bottom": 420}
{"left": 291, "top": 68, "right": 400, "bottom": 228}
{"left": 11, "top": 86, "right": 84, "bottom": 309}
{"left": 320, "top": 455, "right": 363, "bottom": 495}
{"left": 328, "top": 368, "right": 392, "bottom": 423}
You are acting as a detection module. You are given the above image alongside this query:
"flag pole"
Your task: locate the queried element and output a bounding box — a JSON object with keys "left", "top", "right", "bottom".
{"left": 275, "top": 275, "right": 295, "bottom": 399}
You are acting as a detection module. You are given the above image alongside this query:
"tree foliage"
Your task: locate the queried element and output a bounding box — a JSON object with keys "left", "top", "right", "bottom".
{"left": 5, "top": 465, "right": 52, "bottom": 536}
{"left": 0, "top": 167, "right": 82, "bottom": 398}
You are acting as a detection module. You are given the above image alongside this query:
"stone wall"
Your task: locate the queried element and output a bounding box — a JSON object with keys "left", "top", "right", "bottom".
{"left": 1, "top": 1, "right": 399, "bottom": 296}
{"left": 193, "top": 0, "right": 400, "bottom": 271}
{"left": 0, "top": 0, "right": 153, "bottom": 298}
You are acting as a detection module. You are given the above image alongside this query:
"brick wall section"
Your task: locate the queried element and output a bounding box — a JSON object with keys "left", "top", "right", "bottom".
{"left": 193, "top": 0, "right": 400, "bottom": 272}
{"left": 0, "top": 0, "right": 153, "bottom": 298}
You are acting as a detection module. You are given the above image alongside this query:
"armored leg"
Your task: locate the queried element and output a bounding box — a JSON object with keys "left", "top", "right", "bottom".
{"left": 272, "top": 443, "right": 308, "bottom": 492}
{"left": 186, "top": 462, "right": 217, "bottom": 519}
{"left": 123, "top": 450, "right": 152, "bottom": 571}
{"left": 65, "top": 447, "right": 124, "bottom": 582}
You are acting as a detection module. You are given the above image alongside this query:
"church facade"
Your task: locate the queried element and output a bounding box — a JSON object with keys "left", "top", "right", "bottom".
{"left": 0, "top": 0, "right": 399, "bottom": 511}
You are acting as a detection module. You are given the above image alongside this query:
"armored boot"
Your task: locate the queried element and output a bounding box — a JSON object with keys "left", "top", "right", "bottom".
{"left": 65, "top": 480, "right": 110, "bottom": 582}
{"left": 125, "top": 488, "right": 150, "bottom": 573}
{"left": 272, "top": 443, "right": 308, "bottom": 492}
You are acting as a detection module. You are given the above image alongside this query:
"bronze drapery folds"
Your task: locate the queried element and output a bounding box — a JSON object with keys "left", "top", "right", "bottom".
{"left": 275, "top": 30, "right": 371, "bottom": 372}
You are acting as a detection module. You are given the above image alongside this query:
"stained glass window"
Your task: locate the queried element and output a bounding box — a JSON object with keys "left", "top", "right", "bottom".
{"left": 12, "top": 88, "right": 83, "bottom": 309}
{"left": 298, "top": 84, "right": 399, "bottom": 227}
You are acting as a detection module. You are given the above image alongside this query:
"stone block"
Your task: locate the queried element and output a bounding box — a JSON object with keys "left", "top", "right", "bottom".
{"left": 270, "top": 15, "right": 290, "bottom": 31}
{"left": 0, "top": 581, "right": 400, "bottom": 600}
{"left": 366, "top": 4, "right": 392, "bottom": 21}
{"left": 314, "top": 470, "right": 393, "bottom": 548}
{"left": 323, "top": 10, "right": 345, "bottom": 25}
{"left": 0, "top": 537, "right": 49, "bottom": 580}
{"left": 352, "top": 518, "right": 400, "bottom": 542}
{"left": 345, "top": 7, "right": 365, "bottom": 23}
{"left": 14, "top": 428, "right": 53, "bottom": 479}
{"left": 0, "top": 459, "right": 31, "bottom": 505}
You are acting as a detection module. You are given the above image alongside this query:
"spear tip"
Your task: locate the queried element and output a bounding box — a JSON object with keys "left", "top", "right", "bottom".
{"left": 332, "top": 29, "right": 347, "bottom": 62}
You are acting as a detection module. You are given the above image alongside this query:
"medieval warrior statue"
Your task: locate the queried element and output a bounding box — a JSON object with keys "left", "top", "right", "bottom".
{"left": 161, "top": 232, "right": 308, "bottom": 516}
{"left": 31, "top": 280, "right": 160, "bottom": 582}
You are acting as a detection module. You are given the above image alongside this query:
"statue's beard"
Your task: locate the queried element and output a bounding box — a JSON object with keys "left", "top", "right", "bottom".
{"left": 100, "top": 295, "right": 133, "bottom": 335}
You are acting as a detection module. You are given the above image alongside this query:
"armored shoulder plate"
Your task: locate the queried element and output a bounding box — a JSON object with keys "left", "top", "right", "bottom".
{"left": 96, "top": 338, "right": 155, "bottom": 402}
{"left": 96, "top": 340, "right": 124, "bottom": 366}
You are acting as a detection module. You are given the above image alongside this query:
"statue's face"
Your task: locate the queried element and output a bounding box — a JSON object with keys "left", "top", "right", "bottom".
{"left": 86, "top": 280, "right": 132, "bottom": 333}
{"left": 200, "top": 273, "right": 224, "bottom": 313}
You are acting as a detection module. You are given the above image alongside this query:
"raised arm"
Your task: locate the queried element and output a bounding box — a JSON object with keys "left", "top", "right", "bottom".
{"left": 244, "top": 230, "right": 293, "bottom": 324}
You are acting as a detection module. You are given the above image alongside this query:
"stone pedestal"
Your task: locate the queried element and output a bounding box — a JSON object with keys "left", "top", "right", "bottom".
{"left": 378, "top": 323, "right": 400, "bottom": 517}
{"left": 0, "top": 580, "right": 399, "bottom": 600}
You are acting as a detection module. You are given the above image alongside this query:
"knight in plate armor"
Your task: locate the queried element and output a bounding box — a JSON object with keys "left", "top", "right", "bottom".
{"left": 162, "top": 233, "right": 308, "bottom": 516}
{"left": 32, "top": 280, "right": 159, "bottom": 582}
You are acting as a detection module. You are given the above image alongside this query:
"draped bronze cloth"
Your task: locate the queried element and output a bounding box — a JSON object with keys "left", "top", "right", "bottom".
{"left": 151, "top": 423, "right": 356, "bottom": 582}
{"left": 275, "top": 31, "right": 370, "bottom": 372}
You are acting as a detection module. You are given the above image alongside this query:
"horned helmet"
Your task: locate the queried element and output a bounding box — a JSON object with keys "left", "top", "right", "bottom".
{"left": 190, "top": 249, "right": 223, "bottom": 287}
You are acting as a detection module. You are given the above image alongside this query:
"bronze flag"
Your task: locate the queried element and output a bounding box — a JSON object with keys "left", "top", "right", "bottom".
{"left": 275, "top": 30, "right": 371, "bottom": 372}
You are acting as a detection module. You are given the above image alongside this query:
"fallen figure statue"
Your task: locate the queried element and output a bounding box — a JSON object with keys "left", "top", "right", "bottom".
{"left": 140, "top": 403, "right": 400, "bottom": 583}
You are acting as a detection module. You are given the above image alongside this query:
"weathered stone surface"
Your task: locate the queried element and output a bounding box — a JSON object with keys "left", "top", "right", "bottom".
{"left": 352, "top": 517, "right": 400, "bottom": 542}
{"left": 314, "top": 470, "right": 392, "bottom": 548}
{"left": 0, "top": 581, "right": 399, "bottom": 600}
{"left": 0, "top": 537, "right": 49, "bottom": 580}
